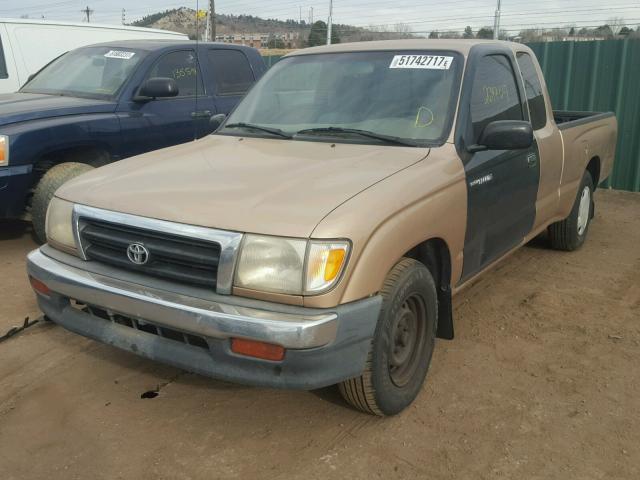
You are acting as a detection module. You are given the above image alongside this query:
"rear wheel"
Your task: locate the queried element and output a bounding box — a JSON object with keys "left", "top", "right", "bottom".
{"left": 32, "top": 162, "right": 94, "bottom": 243}
{"left": 548, "top": 171, "right": 594, "bottom": 251}
{"left": 338, "top": 258, "right": 438, "bottom": 416}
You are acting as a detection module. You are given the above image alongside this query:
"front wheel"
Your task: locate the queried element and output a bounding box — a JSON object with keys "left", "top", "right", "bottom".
{"left": 548, "top": 171, "right": 594, "bottom": 251}
{"left": 338, "top": 258, "right": 438, "bottom": 416}
{"left": 32, "top": 162, "right": 94, "bottom": 243}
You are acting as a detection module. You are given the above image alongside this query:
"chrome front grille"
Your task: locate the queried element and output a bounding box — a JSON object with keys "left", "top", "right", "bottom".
{"left": 81, "top": 219, "right": 221, "bottom": 289}
{"left": 72, "top": 204, "right": 243, "bottom": 294}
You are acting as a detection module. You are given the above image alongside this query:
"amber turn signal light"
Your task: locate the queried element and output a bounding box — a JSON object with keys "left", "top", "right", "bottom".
{"left": 29, "top": 276, "right": 51, "bottom": 296}
{"left": 231, "top": 338, "right": 285, "bottom": 361}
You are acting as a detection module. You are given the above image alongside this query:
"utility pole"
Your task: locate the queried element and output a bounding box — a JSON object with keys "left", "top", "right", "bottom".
{"left": 326, "top": 0, "right": 333, "bottom": 44}
{"left": 209, "top": 0, "right": 216, "bottom": 41}
{"left": 121, "top": 8, "right": 125, "bottom": 25}
{"left": 493, "top": 0, "right": 501, "bottom": 39}
{"left": 81, "top": 5, "right": 93, "bottom": 23}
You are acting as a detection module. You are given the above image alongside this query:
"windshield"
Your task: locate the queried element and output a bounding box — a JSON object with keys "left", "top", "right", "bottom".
{"left": 222, "top": 51, "right": 462, "bottom": 146}
{"left": 21, "top": 46, "right": 146, "bottom": 99}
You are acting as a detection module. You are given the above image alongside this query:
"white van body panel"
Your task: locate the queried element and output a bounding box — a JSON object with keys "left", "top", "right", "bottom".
{"left": 0, "top": 18, "right": 187, "bottom": 93}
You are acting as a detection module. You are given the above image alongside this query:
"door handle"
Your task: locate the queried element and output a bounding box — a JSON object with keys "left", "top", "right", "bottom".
{"left": 527, "top": 153, "right": 538, "bottom": 168}
{"left": 191, "top": 110, "right": 212, "bottom": 118}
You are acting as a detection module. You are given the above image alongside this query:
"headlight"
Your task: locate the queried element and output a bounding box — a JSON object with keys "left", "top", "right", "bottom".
{"left": 235, "top": 235, "right": 307, "bottom": 294}
{"left": 0, "top": 135, "right": 8, "bottom": 166}
{"left": 234, "top": 234, "right": 349, "bottom": 295}
{"left": 45, "top": 197, "right": 77, "bottom": 253}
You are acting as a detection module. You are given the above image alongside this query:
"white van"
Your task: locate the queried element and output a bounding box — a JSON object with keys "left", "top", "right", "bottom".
{"left": 0, "top": 18, "right": 187, "bottom": 93}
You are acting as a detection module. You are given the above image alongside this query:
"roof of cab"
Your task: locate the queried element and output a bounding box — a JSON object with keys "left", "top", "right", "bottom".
{"left": 288, "top": 39, "right": 530, "bottom": 58}
{"left": 78, "top": 40, "right": 259, "bottom": 52}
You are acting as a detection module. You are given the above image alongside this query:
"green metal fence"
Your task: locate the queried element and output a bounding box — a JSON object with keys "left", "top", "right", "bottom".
{"left": 262, "top": 55, "right": 284, "bottom": 68}
{"left": 527, "top": 39, "right": 640, "bottom": 191}
{"left": 265, "top": 40, "right": 640, "bottom": 191}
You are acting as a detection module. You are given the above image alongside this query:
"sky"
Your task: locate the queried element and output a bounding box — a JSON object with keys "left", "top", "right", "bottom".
{"left": 1, "top": 0, "right": 639, "bottom": 34}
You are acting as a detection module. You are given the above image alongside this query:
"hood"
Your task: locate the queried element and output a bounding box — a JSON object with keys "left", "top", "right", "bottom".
{"left": 57, "top": 135, "right": 429, "bottom": 238}
{"left": 0, "top": 93, "right": 117, "bottom": 127}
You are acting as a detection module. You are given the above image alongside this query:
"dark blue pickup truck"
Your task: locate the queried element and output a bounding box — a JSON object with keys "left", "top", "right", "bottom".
{"left": 0, "top": 40, "right": 265, "bottom": 240}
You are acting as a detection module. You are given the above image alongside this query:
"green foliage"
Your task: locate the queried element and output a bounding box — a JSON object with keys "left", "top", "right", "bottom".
{"left": 477, "top": 27, "right": 494, "bottom": 39}
{"left": 307, "top": 21, "right": 340, "bottom": 46}
{"left": 463, "top": 26, "right": 474, "bottom": 39}
{"left": 428, "top": 31, "right": 439, "bottom": 39}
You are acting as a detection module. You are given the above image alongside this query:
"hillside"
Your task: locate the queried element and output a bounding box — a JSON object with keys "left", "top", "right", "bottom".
{"left": 131, "top": 7, "right": 417, "bottom": 44}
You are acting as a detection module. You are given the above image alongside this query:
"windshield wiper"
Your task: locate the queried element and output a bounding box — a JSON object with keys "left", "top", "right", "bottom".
{"left": 295, "top": 127, "right": 417, "bottom": 147}
{"left": 223, "top": 122, "right": 292, "bottom": 139}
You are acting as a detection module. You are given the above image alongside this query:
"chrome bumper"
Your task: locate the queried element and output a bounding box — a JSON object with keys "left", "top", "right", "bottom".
{"left": 27, "top": 248, "right": 338, "bottom": 349}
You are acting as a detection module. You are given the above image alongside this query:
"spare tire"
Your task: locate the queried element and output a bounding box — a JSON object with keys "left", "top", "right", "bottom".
{"left": 32, "top": 162, "right": 94, "bottom": 243}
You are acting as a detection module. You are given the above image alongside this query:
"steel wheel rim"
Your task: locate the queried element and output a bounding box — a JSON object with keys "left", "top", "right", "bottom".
{"left": 389, "top": 294, "right": 427, "bottom": 388}
{"left": 577, "top": 186, "right": 591, "bottom": 235}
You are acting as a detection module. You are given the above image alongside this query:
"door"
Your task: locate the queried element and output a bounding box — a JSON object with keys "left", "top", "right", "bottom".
{"left": 204, "top": 48, "right": 257, "bottom": 119}
{"left": 516, "top": 51, "right": 563, "bottom": 231}
{"left": 460, "top": 52, "right": 541, "bottom": 281}
{"left": 117, "top": 49, "right": 205, "bottom": 158}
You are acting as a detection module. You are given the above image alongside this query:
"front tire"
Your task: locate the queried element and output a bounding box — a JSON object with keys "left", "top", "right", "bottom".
{"left": 339, "top": 258, "right": 438, "bottom": 416}
{"left": 32, "top": 162, "right": 94, "bottom": 243}
{"left": 548, "top": 171, "right": 594, "bottom": 251}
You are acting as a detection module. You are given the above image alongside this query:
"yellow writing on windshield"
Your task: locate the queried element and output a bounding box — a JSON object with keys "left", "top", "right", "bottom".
{"left": 483, "top": 85, "right": 510, "bottom": 105}
{"left": 414, "top": 106, "right": 435, "bottom": 127}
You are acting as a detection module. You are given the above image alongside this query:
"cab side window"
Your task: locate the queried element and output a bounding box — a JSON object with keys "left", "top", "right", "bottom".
{"left": 146, "top": 50, "right": 203, "bottom": 97}
{"left": 516, "top": 52, "right": 547, "bottom": 130}
{"left": 470, "top": 54, "right": 523, "bottom": 141}
{"left": 0, "top": 35, "right": 8, "bottom": 79}
{"left": 207, "top": 49, "right": 255, "bottom": 95}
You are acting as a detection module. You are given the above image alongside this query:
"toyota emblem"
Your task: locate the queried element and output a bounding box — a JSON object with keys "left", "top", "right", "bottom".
{"left": 126, "top": 243, "right": 149, "bottom": 265}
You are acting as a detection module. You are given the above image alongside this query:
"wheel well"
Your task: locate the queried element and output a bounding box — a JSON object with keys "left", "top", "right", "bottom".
{"left": 404, "top": 238, "right": 454, "bottom": 340}
{"left": 34, "top": 146, "right": 111, "bottom": 173}
{"left": 26, "top": 146, "right": 111, "bottom": 211}
{"left": 586, "top": 156, "right": 601, "bottom": 188}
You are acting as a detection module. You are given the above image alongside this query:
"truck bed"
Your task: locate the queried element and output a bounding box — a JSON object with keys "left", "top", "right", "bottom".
{"left": 553, "top": 110, "right": 615, "bottom": 130}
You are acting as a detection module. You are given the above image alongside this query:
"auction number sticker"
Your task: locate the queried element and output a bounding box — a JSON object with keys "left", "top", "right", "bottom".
{"left": 389, "top": 55, "right": 453, "bottom": 70}
{"left": 104, "top": 50, "right": 136, "bottom": 60}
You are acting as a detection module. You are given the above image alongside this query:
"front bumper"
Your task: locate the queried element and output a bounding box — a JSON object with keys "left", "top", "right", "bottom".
{"left": 0, "top": 165, "right": 33, "bottom": 219}
{"left": 27, "top": 247, "right": 382, "bottom": 389}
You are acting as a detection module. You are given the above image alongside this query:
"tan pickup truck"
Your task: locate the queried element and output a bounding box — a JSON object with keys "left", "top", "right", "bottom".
{"left": 27, "top": 39, "right": 617, "bottom": 416}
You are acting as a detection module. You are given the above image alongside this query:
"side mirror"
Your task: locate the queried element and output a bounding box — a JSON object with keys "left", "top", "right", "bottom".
{"left": 468, "top": 120, "right": 533, "bottom": 152}
{"left": 209, "top": 113, "right": 226, "bottom": 131}
{"left": 134, "top": 77, "right": 179, "bottom": 101}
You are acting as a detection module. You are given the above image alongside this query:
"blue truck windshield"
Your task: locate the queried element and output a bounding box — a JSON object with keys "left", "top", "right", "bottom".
{"left": 224, "top": 51, "right": 462, "bottom": 145}
{"left": 21, "top": 46, "right": 146, "bottom": 99}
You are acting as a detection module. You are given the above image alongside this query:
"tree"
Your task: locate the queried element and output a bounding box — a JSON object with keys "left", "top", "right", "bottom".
{"left": 569, "top": 27, "right": 575, "bottom": 36}
{"left": 394, "top": 23, "right": 412, "bottom": 35}
{"left": 619, "top": 26, "right": 632, "bottom": 36}
{"left": 307, "top": 20, "right": 339, "bottom": 46}
{"left": 607, "top": 17, "right": 625, "bottom": 35}
{"left": 428, "top": 30, "right": 439, "bottom": 39}
{"left": 463, "top": 26, "right": 474, "bottom": 38}
{"left": 477, "top": 27, "right": 494, "bottom": 39}
{"left": 595, "top": 24, "right": 614, "bottom": 38}
{"left": 307, "top": 20, "right": 327, "bottom": 46}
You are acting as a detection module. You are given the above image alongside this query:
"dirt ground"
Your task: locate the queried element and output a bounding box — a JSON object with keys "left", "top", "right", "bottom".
{"left": 0, "top": 189, "right": 638, "bottom": 480}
